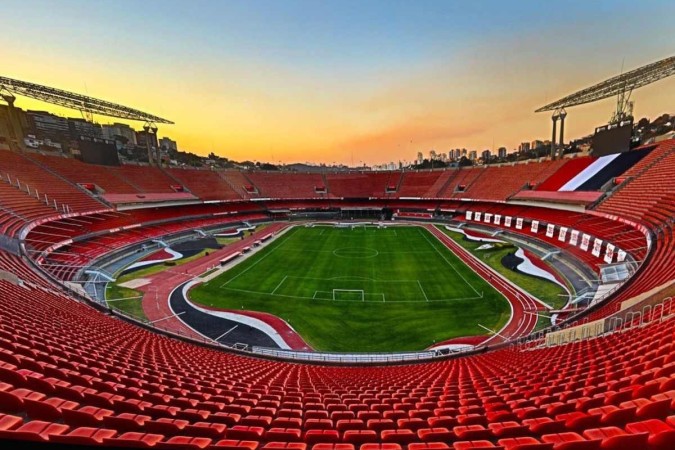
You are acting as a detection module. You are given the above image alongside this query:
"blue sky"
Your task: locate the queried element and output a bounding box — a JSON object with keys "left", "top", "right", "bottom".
{"left": 1, "top": 0, "right": 673, "bottom": 163}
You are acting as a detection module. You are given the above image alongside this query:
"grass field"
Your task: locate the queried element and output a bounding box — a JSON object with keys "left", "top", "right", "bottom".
{"left": 438, "top": 228, "right": 568, "bottom": 308}
{"left": 438, "top": 227, "right": 569, "bottom": 331}
{"left": 189, "top": 225, "right": 510, "bottom": 352}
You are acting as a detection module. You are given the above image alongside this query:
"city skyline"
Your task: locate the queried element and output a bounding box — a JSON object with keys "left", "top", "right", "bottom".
{"left": 1, "top": 0, "right": 674, "bottom": 165}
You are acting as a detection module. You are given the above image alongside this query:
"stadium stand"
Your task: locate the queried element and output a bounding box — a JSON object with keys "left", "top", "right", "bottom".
{"left": 220, "top": 171, "right": 256, "bottom": 198}
{"left": 457, "top": 160, "right": 566, "bottom": 201}
{"left": 111, "top": 165, "right": 178, "bottom": 193}
{"left": 0, "top": 182, "right": 57, "bottom": 236}
{"left": 166, "top": 168, "right": 243, "bottom": 201}
{"left": 0, "top": 248, "right": 672, "bottom": 448}
{"left": 535, "top": 157, "right": 595, "bottom": 191}
{"left": 30, "top": 153, "right": 142, "bottom": 194}
{"left": 0, "top": 150, "right": 106, "bottom": 213}
{"left": 562, "top": 150, "right": 652, "bottom": 192}
{"left": 437, "top": 168, "right": 484, "bottom": 198}
{"left": 0, "top": 140, "right": 673, "bottom": 449}
{"left": 596, "top": 139, "right": 675, "bottom": 228}
{"left": 326, "top": 172, "right": 396, "bottom": 198}
{"left": 396, "top": 171, "right": 446, "bottom": 198}
{"left": 246, "top": 172, "right": 325, "bottom": 199}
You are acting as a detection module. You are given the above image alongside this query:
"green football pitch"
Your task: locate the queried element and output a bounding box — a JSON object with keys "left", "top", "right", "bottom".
{"left": 190, "top": 225, "right": 510, "bottom": 352}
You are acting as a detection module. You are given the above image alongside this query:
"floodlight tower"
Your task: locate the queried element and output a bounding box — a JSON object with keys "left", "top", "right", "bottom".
{"left": 550, "top": 113, "right": 558, "bottom": 159}
{"left": 143, "top": 122, "right": 160, "bottom": 166}
{"left": 151, "top": 124, "right": 159, "bottom": 167}
{"left": 549, "top": 108, "right": 566, "bottom": 159}
{"left": 0, "top": 75, "right": 173, "bottom": 159}
{"left": 536, "top": 54, "right": 675, "bottom": 154}
{"left": 558, "top": 109, "right": 567, "bottom": 158}
{"left": 0, "top": 87, "right": 24, "bottom": 152}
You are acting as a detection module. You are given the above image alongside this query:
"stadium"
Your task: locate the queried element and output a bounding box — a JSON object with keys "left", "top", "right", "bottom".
{"left": 1, "top": 3, "right": 675, "bottom": 449}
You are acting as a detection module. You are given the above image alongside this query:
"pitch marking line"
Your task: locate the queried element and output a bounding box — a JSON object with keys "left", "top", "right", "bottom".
{"left": 417, "top": 280, "right": 429, "bottom": 302}
{"left": 418, "top": 228, "right": 482, "bottom": 297}
{"left": 222, "top": 285, "right": 482, "bottom": 303}
{"left": 219, "top": 228, "right": 295, "bottom": 288}
{"left": 285, "top": 275, "right": 421, "bottom": 283}
{"left": 214, "top": 325, "right": 239, "bottom": 341}
{"left": 270, "top": 275, "right": 288, "bottom": 295}
{"left": 280, "top": 249, "right": 433, "bottom": 254}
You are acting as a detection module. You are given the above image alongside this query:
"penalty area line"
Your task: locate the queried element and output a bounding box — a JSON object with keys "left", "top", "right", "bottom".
{"left": 417, "top": 280, "right": 429, "bottom": 302}
{"left": 418, "top": 229, "right": 482, "bottom": 297}
{"left": 270, "top": 275, "right": 288, "bottom": 295}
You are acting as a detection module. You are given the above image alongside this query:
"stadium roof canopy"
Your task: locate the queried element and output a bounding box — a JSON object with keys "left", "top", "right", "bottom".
{"left": 535, "top": 55, "right": 675, "bottom": 112}
{"left": 0, "top": 75, "right": 173, "bottom": 124}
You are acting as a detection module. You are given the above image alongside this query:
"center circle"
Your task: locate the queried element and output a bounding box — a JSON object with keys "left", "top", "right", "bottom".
{"left": 333, "top": 247, "right": 379, "bottom": 258}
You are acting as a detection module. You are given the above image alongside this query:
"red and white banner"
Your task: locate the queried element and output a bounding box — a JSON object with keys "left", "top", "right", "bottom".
{"left": 580, "top": 233, "right": 591, "bottom": 251}
{"left": 604, "top": 243, "right": 615, "bottom": 264}
{"left": 494, "top": 214, "right": 501, "bottom": 225}
{"left": 592, "top": 238, "right": 603, "bottom": 257}
{"left": 531, "top": 220, "right": 539, "bottom": 233}
{"left": 617, "top": 249, "right": 627, "bottom": 262}
{"left": 570, "top": 230, "right": 579, "bottom": 246}
{"left": 484, "top": 213, "right": 492, "bottom": 223}
{"left": 505, "top": 216, "right": 512, "bottom": 227}
{"left": 515, "top": 217, "right": 523, "bottom": 229}
{"left": 466, "top": 211, "right": 472, "bottom": 221}
{"left": 558, "top": 226, "right": 568, "bottom": 242}
{"left": 475, "top": 212, "right": 482, "bottom": 222}
{"left": 546, "top": 223, "right": 555, "bottom": 238}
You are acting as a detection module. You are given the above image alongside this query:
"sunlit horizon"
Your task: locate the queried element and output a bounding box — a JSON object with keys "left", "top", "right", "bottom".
{"left": 2, "top": 0, "right": 674, "bottom": 165}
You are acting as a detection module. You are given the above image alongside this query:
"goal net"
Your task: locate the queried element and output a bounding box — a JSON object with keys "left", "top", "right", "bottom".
{"left": 332, "top": 289, "right": 365, "bottom": 301}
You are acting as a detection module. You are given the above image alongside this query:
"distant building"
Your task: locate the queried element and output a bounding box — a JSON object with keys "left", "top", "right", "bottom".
{"left": 498, "top": 147, "right": 507, "bottom": 158}
{"left": 429, "top": 150, "right": 437, "bottom": 160}
{"left": 469, "top": 150, "right": 477, "bottom": 161}
{"left": 481, "top": 149, "right": 491, "bottom": 162}
{"left": 136, "top": 129, "right": 158, "bottom": 149}
{"left": 531, "top": 139, "right": 544, "bottom": 149}
{"left": 102, "top": 123, "right": 137, "bottom": 146}
{"left": 26, "top": 110, "right": 69, "bottom": 142}
{"left": 519, "top": 142, "right": 531, "bottom": 153}
{"left": 159, "top": 137, "right": 178, "bottom": 152}
{"left": 68, "top": 118, "right": 102, "bottom": 139}
{"left": 417, "top": 152, "right": 423, "bottom": 164}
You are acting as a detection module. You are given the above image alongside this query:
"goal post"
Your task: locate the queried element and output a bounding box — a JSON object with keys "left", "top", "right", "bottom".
{"left": 332, "top": 289, "right": 365, "bottom": 301}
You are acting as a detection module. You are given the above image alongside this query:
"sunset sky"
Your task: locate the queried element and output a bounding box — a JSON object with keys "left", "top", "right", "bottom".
{"left": 1, "top": 0, "right": 674, "bottom": 165}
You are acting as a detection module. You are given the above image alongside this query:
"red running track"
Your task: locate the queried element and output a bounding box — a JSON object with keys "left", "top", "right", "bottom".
{"left": 135, "top": 223, "right": 304, "bottom": 345}
{"left": 424, "top": 224, "right": 543, "bottom": 347}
